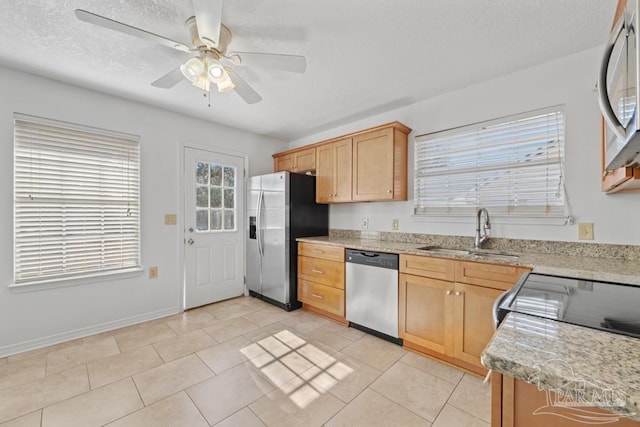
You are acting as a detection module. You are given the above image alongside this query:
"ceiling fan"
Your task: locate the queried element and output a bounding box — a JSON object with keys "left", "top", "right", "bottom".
{"left": 74, "top": 0, "right": 307, "bottom": 105}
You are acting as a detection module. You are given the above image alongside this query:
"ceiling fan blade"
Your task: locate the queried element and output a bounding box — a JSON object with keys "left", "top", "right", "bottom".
{"left": 192, "top": 0, "right": 223, "bottom": 48}
{"left": 151, "top": 67, "right": 184, "bottom": 89}
{"left": 228, "top": 68, "right": 262, "bottom": 104}
{"left": 74, "top": 9, "right": 191, "bottom": 53}
{"left": 231, "top": 52, "right": 307, "bottom": 73}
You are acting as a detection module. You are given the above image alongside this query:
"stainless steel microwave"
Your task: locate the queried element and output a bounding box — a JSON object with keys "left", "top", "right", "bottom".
{"left": 598, "top": 0, "right": 640, "bottom": 170}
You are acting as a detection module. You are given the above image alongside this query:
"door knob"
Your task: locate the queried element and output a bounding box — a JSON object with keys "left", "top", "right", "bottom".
{"left": 187, "top": 238, "right": 194, "bottom": 245}
{"left": 188, "top": 227, "right": 194, "bottom": 233}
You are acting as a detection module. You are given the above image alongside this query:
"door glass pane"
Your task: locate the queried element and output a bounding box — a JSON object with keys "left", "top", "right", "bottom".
{"left": 210, "top": 209, "right": 222, "bottom": 230}
{"left": 196, "top": 186, "right": 209, "bottom": 207}
{"left": 211, "top": 187, "right": 222, "bottom": 208}
{"left": 224, "top": 189, "right": 235, "bottom": 208}
{"left": 223, "top": 166, "right": 235, "bottom": 187}
{"left": 196, "top": 209, "right": 209, "bottom": 231}
{"left": 210, "top": 164, "right": 222, "bottom": 186}
{"left": 196, "top": 162, "right": 209, "bottom": 184}
{"left": 224, "top": 209, "right": 235, "bottom": 230}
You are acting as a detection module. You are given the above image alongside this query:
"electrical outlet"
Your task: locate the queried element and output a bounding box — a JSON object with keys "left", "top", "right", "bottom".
{"left": 362, "top": 218, "right": 369, "bottom": 229}
{"left": 149, "top": 267, "right": 158, "bottom": 279}
{"left": 578, "top": 223, "right": 594, "bottom": 240}
{"left": 164, "top": 214, "right": 177, "bottom": 225}
{"left": 392, "top": 218, "right": 399, "bottom": 231}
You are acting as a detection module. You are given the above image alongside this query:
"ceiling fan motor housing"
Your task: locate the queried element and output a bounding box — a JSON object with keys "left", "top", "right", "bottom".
{"left": 185, "top": 16, "right": 232, "bottom": 54}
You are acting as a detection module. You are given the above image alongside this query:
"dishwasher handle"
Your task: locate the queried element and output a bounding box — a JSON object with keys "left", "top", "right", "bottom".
{"left": 346, "top": 249, "right": 398, "bottom": 270}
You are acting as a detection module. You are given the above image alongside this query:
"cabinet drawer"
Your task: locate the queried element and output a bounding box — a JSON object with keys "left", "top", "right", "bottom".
{"left": 400, "top": 254, "right": 455, "bottom": 281}
{"left": 298, "top": 279, "right": 344, "bottom": 316}
{"left": 298, "top": 242, "right": 344, "bottom": 262}
{"left": 298, "top": 256, "right": 344, "bottom": 289}
{"left": 454, "top": 261, "right": 530, "bottom": 291}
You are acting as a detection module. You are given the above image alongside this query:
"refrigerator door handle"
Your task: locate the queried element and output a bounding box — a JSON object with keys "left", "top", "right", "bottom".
{"left": 256, "top": 189, "right": 264, "bottom": 258}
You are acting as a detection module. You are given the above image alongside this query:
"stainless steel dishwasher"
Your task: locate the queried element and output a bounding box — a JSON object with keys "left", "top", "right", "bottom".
{"left": 345, "top": 249, "right": 401, "bottom": 344}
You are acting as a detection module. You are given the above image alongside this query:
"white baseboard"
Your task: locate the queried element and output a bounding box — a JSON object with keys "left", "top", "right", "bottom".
{"left": 0, "top": 306, "right": 181, "bottom": 358}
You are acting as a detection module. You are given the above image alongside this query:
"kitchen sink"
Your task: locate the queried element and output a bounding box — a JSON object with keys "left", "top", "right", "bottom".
{"left": 470, "top": 250, "right": 519, "bottom": 260}
{"left": 416, "top": 246, "right": 519, "bottom": 259}
{"left": 416, "top": 246, "right": 471, "bottom": 256}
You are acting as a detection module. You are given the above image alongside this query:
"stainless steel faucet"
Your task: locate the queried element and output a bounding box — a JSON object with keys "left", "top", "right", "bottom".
{"left": 474, "top": 207, "right": 491, "bottom": 249}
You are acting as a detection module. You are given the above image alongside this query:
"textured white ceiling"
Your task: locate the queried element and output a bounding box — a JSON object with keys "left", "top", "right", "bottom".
{"left": 0, "top": 0, "right": 616, "bottom": 141}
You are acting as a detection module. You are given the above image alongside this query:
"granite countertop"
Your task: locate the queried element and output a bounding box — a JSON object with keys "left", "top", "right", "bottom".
{"left": 297, "top": 235, "right": 640, "bottom": 285}
{"left": 482, "top": 312, "right": 640, "bottom": 421}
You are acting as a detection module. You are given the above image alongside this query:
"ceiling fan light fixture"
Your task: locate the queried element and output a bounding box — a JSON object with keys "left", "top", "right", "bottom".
{"left": 207, "top": 59, "right": 225, "bottom": 79}
{"left": 180, "top": 57, "right": 205, "bottom": 82}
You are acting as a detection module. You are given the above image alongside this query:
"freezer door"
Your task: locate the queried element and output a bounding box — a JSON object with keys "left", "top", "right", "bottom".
{"left": 246, "top": 183, "right": 262, "bottom": 294}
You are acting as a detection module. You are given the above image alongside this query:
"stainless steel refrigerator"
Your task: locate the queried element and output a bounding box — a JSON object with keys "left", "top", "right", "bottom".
{"left": 246, "top": 172, "right": 329, "bottom": 311}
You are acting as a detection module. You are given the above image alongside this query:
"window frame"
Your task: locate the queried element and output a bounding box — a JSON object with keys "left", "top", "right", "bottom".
{"left": 413, "top": 106, "right": 569, "bottom": 223}
{"left": 11, "top": 113, "right": 142, "bottom": 289}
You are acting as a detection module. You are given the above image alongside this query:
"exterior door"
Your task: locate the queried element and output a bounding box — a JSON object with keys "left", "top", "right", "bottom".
{"left": 184, "top": 147, "right": 245, "bottom": 309}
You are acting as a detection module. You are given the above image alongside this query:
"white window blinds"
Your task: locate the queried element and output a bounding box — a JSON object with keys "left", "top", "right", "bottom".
{"left": 414, "top": 108, "right": 565, "bottom": 217}
{"left": 14, "top": 114, "right": 141, "bottom": 284}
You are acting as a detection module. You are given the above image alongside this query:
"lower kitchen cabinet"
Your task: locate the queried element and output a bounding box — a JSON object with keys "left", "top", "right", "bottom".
{"left": 297, "top": 242, "right": 347, "bottom": 324}
{"left": 493, "top": 373, "right": 640, "bottom": 427}
{"left": 399, "top": 254, "right": 530, "bottom": 375}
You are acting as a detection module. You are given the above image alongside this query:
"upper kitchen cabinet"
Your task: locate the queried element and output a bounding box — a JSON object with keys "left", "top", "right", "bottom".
{"left": 273, "top": 146, "right": 316, "bottom": 173}
{"left": 352, "top": 123, "right": 410, "bottom": 201}
{"left": 316, "top": 137, "right": 353, "bottom": 203}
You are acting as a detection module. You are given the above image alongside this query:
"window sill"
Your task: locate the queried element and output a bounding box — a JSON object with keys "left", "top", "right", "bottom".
{"left": 411, "top": 214, "right": 572, "bottom": 226}
{"left": 9, "top": 268, "right": 145, "bottom": 293}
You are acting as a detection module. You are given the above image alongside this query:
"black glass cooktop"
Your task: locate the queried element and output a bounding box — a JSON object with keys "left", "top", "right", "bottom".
{"left": 499, "top": 272, "right": 640, "bottom": 339}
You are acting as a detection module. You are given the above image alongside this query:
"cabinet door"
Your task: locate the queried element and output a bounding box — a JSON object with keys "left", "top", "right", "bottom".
{"left": 315, "top": 143, "right": 334, "bottom": 203}
{"left": 294, "top": 147, "right": 316, "bottom": 172}
{"left": 504, "top": 376, "right": 640, "bottom": 427}
{"left": 333, "top": 138, "right": 353, "bottom": 202}
{"left": 399, "top": 273, "right": 454, "bottom": 355}
{"left": 352, "top": 128, "right": 395, "bottom": 201}
{"left": 274, "top": 153, "right": 294, "bottom": 172}
{"left": 453, "top": 283, "right": 502, "bottom": 368}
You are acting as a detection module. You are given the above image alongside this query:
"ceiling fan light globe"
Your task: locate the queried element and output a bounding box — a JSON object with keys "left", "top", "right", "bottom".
{"left": 180, "top": 57, "right": 205, "bottom": 82}
{"left": 207, "top": 59, "right": 225, "bottom": 80}
{"left": 215, "top": 72, "right": 235, "bottom": 92}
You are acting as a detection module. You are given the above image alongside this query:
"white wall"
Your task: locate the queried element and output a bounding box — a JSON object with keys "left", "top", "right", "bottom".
{"left": 291, "top": 47, "right": 640, "bottom": 246}
{"left": 0, "top": 66, "right": 287, "bottom": 356}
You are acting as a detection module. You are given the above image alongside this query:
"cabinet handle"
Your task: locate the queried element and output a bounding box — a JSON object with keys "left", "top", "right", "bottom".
{"left": 446, "top": 290, "right": 452, "bottom": 296}
{"left": 311, "top": 269, "right": 324, "bottom": 274}
{"left": 455, "top": 291, "right": 462, "bottom": 296}
{"left": 311, "top": 293, "right": 324, "bottom": 299}
{"left": 387, "top": 190, "right": 392, "bottom": 193}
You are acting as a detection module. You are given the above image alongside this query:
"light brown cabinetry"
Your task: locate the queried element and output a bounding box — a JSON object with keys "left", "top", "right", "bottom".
{"left": 493, "top": 373, "right": 639, "bottom": 427}
{"left": 273, "top": 147, "right": 316, "bottom": 173}
{"left": 352, "top": 125, "right": 409, "bottom": 201}
{"left": 399, "top": 254, "right": 530, "bottom": 375}
{"left": 315, "top": 138, "right": 353, "bottom": 203}
{"left": 272, "top": 121, "right": 411, "bottom": 203}
{"left": 297, "top": 242, "right": 346, "bottom": 323}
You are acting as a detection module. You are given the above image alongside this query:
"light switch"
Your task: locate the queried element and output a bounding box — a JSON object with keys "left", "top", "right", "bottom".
{"left": 164, "top": 214, "right": 177, "bottom": 225}
{"left": 149, "top": 267, "right": 158, "bottom": 279}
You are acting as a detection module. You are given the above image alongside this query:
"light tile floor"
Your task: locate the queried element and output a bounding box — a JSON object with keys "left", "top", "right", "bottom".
{"left": 0, "top": 296, "right": 491, "bottom": 427}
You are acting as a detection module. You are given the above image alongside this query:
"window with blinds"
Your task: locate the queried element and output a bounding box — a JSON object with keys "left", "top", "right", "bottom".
{"left": 414, "top": 107, "right": 565, "bottom": 217}
{"left": 13, "top": 114, "right": 141, "bottom": 285}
